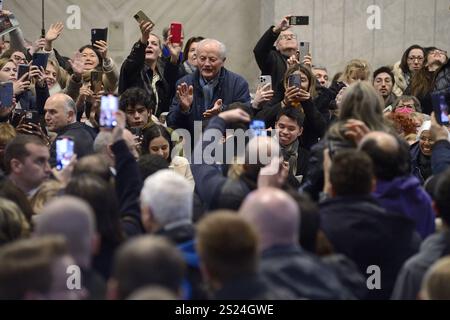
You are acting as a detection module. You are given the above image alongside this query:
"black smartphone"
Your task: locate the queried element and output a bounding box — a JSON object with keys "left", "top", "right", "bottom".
{"left": 0, "top": 82, "right": 14, "bottom": 108}
{"left": 10, "top": 110, "right": 25, "bottom": 127}
{"left": 17, "top": 64, "right": 30, "bottom": 81}
{"left": 431, "top": 93, "right": 450, "bottom": 126}
{"left": 91, "top": 28, "right": 108, "bottom": 46}
{"left": 24, "top": 110, "right": 41, "bottom": 125}
{"left": 91, "top": 71, "right": 103, "bottom": 94}
{"left": 56, "top": 136, "right": 75, "bottom": 171}
{"left": 289, "top": 16, "right": 309, "bottom": 26}
{"left": 32, "top": 52, "right": 49, "bottom": 69}
{"left": 288, "top": 73, "right": 301, "bottom": 89}
{"left": 100, "top": 95, "right": 118, "bottom": 128}
{"left": 134, "top": 10, "right": 154, "bottom": 25}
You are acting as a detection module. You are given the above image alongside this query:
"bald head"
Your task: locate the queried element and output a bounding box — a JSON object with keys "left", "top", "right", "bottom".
{"left": 239, "top": 188, "right": 299, "bottom": 251}
{"left": 44, "top": 93, "right": 77, "bottom": 132}
{"left": 34, "top": 196, "right": 96, "bottom": 269}
{"left": 359, "top": 131, "right": 399, "bottom": 153}
{"left": 359, "top": 131, "right": 410, "bottom": 180}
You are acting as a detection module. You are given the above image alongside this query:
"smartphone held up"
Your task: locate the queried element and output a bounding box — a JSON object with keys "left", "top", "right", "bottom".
{"left": 289, "top": 16, "right": 309, "bottom": 26}
{"left": 100, "top": 95, "right": 119, "bottom": 129}
{"left": 432, "top": 93, "right": 450, "bottom": 126}
{"left": 170, "top": 22, "right": 183, "bottom": 44}
{"left": 56, "top": 137, "right": 75, "bottom": 171}
{"left": 0, "top": 82, "right": 14, "bottom": 108}
{"left": 259, "top": 75, "right": 272, "bottom": 91}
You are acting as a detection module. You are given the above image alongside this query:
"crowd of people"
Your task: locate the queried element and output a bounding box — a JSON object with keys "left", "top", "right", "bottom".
{"left": 0, "top": 10, "right": 449, "bottom": 300}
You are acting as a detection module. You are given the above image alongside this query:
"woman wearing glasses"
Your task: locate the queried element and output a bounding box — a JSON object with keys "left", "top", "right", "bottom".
{"left": 392, "top": 45, "right": 425, "bottom": 96}
{"left": 405, "top": 47, "right": 449, "bottom": 115}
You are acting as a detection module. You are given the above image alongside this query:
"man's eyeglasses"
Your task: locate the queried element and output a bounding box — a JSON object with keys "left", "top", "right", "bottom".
{"left": 429, "top": 49, "right": 447, "bottom": 57}
{"left": 279, "top": 34, "right": 297, "bottom": 40}
{"left": 407, "top": 56, "right": 424, "bottom": 62}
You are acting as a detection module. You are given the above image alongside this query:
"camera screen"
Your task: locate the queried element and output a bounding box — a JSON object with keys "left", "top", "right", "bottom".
{"left": 250, "top": 120, "right": 266, "bottom": 137}
{"left": 100, "top": 95, "right": 118, "bottom": 128}
{"left": 432, "top": 93, "right": 450, "bottom": 125}
{"left": 56, "top": 138, "right": 74, "bottom": 171}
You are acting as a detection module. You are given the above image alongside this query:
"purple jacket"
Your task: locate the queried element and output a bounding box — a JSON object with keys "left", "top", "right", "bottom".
{"left": 373, "top": 176, "right": 435, "bottom": 240}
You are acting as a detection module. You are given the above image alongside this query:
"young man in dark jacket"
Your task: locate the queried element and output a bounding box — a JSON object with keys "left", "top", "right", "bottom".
{"left": 320, "top": 149, "right": 421, "bottom": 300}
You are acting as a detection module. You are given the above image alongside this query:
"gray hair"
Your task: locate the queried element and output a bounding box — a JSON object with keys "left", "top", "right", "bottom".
{"left": 197, "top": 38, "right": 227, "bottom": 60}
{"left": 62, "top": 95, "right": 77, "bottom": 115}
{"left": 93, "top": 131, "right": 113, "bottom": 154}
{"left": 33, "top": 196, "right": 96, "bottom": 269}
{"left": 140, "top": 170, "right": 193, "bottom": 227}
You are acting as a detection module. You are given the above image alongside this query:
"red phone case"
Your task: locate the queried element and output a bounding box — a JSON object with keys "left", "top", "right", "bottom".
{"left": 170, "top": 23, "right": 182, "bottom": 43}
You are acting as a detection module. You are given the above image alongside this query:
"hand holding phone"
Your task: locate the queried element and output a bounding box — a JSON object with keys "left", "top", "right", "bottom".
{"left": 259, "top": 75, "right": 272, "bottom": 91}
{"left": 432, "top": 93, "right": 450, "bottom": 126}
{"left": 289, "top": 16, "right": 309, "bottom": 26}
{"left": 170, "top": 22, "right": 182, "bottom": 44}
{"left": 32, "top": 52, "right": 49, "bottom": 69}
{"left": 17, "top": 64, "right": 30, "bottom": 81}
{"left": 299, "top": 41, "right": 310, "bottom": 63}
{"left": 100, "top": 95, "right": 118, "bottom": 129}
{"left": 134, "top": 10, "right": 154, "bottom": 25}
{"left": 56, "top": 137, "right": 75, "bottom": 171}
{"left": 91, "top": 71, "right": 103, "bottom": 94}
{"left": 0, "top": 82, "right": 13, "bottom": 108}
{"left": 288, "top": 73, "right": 301, "bottom": 89}
{"left": 91, "top": 28, "right": 108, "bottom": 46}
{"left": 24, "top": 110, "right": 41, "bottom": 125}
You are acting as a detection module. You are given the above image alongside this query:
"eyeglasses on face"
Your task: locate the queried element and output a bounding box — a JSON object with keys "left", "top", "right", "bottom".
{"left": 407, "top": 56, "right": 424, "bottom": 62}
{"left": 429, "top": 49, "right": 447, "bottom": 56}
{"left": 279, "top": 34, "right": 297, "bottom": 40}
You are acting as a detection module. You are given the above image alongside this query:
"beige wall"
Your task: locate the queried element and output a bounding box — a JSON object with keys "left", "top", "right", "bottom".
{"left": 5, "top": 0, "right": 450, "bottom": 88}
{"left": 263, "top": 0, "right": 450, "bottom": 78}
{"left": 5, "top": 0, "right": 262, "bottom": 88}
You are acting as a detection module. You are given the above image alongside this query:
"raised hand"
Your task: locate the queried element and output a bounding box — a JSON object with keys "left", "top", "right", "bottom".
{"left": 69, "top": 52, "right": 85, "bottom": 76}
{"left": 29, "top": 38, "right": 47, "bottom": 56}
{"left": 45, "top": 22, "right": 64, "bottom": 51}
{"left": 253, "top": 84, "right": 274, "bottom": 109}
{"left": 166, "top": 33, "right": 183, "bottom": 64}
{"left": 93, "top": 40, "right": 109, "bottom": 60}
{"left": 283, "top": 86, "right": 301, "bottom": 107}
{"left": 176, "top": 83, "right": 194, "bottom": 112}
{"left": 203, "top": 99, "right": 223, "bottom": 119}
{"left": 13, "top": 72, "right": 31, "bottom": 95}
{"left": 139, "top": 21, "right": 154, "bottom": 44}
{"left": 273, "top": 15, "right": 292, "bottom": 33}
{"left": 29, "top": 66, "right": 47, "bottom": 87}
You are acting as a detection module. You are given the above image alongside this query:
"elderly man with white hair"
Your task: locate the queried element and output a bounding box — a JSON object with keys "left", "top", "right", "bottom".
{"left": 167, "top": 38, "right": 251, "bottom": 135}
{"left": 140, "top": 169, "right": 194, "bottom": 244}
